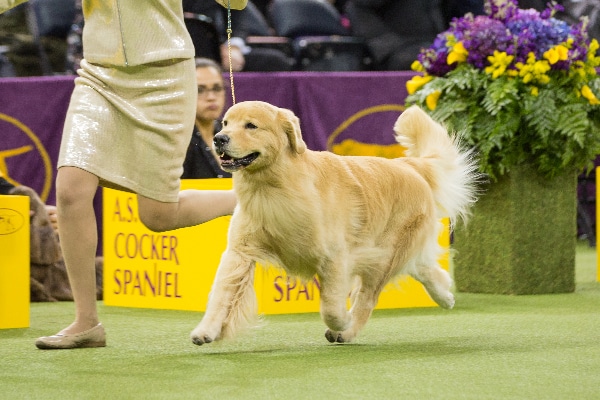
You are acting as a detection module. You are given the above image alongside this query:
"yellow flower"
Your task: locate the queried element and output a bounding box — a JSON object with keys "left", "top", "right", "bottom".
{"left": 445, "top": 33, "right": 458, "bottom": 48}
{"left": 516, "top": 52, "right": 550, "bottom": 85}
{"left": 557, "top": 45, "right": 569, "bottom": 60}
{"left": 587, "top": 39, "right": 600, "bottom": 66}
{"left": 581, "top": 85, "right": 600, "bottom": 105}
{"left": 411, "top": 60, "right": 424, "bottom": 72}
{"left": 533, "top": 61, "right": 550, "bottom": 75}
{"left": 406, "top": 75, "right": 433, "bottom": 95}
{"left": 543, "top": 44, "right": 569, "bottom": 64}
{"left": 570, "top": 60, "right": 587, "bottom": 79}
{"left": 544, "top": 49, "right": 558, "bottom": 64}
{"left": 485, "top": 50, "right": 514, "bottom": 79}
{"left": 531, "top": 86, "right": 539, "bottom": 96}
{"left": 589, "top": 38, "right": 599, "bottom": 55}
{"left": 426, "top": 90, "right": 441, "bottom": 110}
{"left": 447, "top": 41, "right": 468, "bottom": 65}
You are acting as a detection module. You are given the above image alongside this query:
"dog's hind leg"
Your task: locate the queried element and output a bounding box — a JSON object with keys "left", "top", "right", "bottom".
{"left": 318, "top": 262, "right": 353, "bottom": 340}
{"left": 409, "top": 238, "right": 455, "bottom": 309}
{"left": 324, "top": 274, "right": 384, "bottom": 343}
{"left": 190, "top": 251, "right": 257, "bottom": 346}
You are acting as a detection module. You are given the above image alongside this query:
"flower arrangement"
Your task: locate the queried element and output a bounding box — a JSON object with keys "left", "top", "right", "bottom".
{"left": 405, "top": 0, "right": 600, "bottom": 180}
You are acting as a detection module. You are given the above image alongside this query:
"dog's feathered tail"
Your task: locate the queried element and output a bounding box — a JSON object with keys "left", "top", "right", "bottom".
{"left": 393, "top": 105, "right": 481, "bottom": 226}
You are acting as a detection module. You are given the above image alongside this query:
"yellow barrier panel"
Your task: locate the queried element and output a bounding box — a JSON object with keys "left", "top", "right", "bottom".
{"left": 0, "top": 195, "right": 30, "bottom": 329}
{"left": 254, "top": 219, "right": 450, "bottom": 314}
{"left": 103, "top": 179, "right": 449, "bottom": 313}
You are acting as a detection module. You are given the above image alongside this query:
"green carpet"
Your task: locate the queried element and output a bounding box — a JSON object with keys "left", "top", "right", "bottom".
{"left": 1, "top": 242, "right": 598, "bottom": 400}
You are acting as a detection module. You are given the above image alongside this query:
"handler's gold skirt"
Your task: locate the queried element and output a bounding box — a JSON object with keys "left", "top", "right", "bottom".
{"left": 58, "top": 58, "right": 196, "bottom": 202}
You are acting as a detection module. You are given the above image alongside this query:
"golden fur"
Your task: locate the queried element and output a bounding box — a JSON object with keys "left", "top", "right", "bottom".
{"left": 191, "top": 101, "right": 479, "bottom": 344}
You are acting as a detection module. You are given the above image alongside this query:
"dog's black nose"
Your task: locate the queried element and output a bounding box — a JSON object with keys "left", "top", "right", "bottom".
{"left": 213, "top": 134, "right": 230, "bottom": 148}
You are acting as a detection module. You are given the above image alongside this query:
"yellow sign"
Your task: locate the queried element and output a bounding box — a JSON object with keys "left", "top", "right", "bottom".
{"left": 103, "top": 180, "right": 230, "bottom": 311}
{"left": 103, "top": 180, "right": 450, "bottom": 314}
{"left": 0, "top": 195, "right": 30, "bottom": 329}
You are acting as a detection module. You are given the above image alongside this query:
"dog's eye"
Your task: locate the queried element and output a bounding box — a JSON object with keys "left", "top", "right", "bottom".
{"left": 245, "top": 122, "right": 258, "bottom": 130}
{"left": 222, "top": 120, "right": 227, "bottom": 127}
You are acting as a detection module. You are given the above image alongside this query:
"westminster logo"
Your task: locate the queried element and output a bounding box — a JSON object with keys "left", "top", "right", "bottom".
{"left": 0, "top": 207, "right": 25, "bottom": 235}
{"left": 0, "top": 113, "right": 53, "bottom": 202}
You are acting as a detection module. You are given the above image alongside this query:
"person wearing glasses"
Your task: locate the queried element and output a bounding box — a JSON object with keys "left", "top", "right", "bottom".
{"left": 7, "top": 0, "right": 247, "bottom": 350}
{"left": 182, "top": 58, "right": 232, "bottom": 179}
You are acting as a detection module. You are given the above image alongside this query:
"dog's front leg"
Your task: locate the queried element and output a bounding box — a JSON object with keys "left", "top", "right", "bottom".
{"left": 318, "top": 265, "right": 352, "bottom": 342}
{"left": 190, "top": 251, "right": 257, "bottom": 346}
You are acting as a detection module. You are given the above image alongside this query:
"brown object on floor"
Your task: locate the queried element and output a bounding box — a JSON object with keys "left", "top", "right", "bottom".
{"left": 9, "top": 185, "right": 103, "bottom": 302}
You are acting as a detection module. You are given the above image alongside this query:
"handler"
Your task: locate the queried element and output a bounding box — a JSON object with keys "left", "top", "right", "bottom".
{"left": 1, "top": 0, "right": 246, "bottom": 349}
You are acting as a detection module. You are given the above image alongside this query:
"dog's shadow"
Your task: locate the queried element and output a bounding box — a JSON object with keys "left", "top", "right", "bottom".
{"left": 195, "top": 337, "right": 507, "bottom": 360}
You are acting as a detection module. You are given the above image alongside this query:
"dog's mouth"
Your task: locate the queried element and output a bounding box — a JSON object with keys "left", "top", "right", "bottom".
{"left": 218, "top": 152, "right": 260, "bottom": 171}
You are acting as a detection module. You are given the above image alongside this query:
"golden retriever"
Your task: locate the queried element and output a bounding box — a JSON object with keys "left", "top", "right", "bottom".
{"left": 191, "top": 101, "right": 479, "bottom": 345}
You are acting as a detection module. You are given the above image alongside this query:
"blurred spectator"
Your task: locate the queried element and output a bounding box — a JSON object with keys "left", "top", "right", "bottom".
{"left": 65, "top": 0, "right": 293, "bottom": 73}
{"left": 256, "top": 0, "right": 350, "bottom": 17}
{"left": 348, "top": 1, "right": 554, "bottom": 71}
{"left": 443, "top": 0, "right": 484, "bottom": 21}
{"left": 182, "top": 58, "right": 232, "bottom": 179}
{"left": 345, "top": 0, "right": 446, "bottom": 71}
{"left": 517, "top": 0, "right": 545, "bottom": 10}
{"left": 0, "top": 0, "right": 74, "bottom": 76}
{"left": 0, "top": 44, "right": 15, "bottom": 76}
{"left": 327, "top": 0, "right": 350, "bottom": 15}
{"left": 251, "top": 0, "right": 272, "bottom": 18}
{"left": 265, "top": 0, "right": 366, "bottom": 71}
{"left": 182, "top": 0, "right": 294, "bottom": 72}
{"left": 65, "top": 0, "right": 82, "bottom": 74}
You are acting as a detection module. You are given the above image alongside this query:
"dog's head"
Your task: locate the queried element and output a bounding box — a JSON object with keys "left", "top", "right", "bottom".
{"left": 213, "top": 101, "right": 307, "bottom": 172}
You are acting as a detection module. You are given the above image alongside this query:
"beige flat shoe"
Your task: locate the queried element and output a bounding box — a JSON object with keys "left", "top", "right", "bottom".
{"left": 35, "top": 323, "right": 106, "bottom": 350}
{"left": 215, "top": 0, "right": 247, "bottom": 10}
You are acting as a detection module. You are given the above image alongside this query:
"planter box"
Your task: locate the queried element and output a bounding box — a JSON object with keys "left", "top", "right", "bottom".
{"left": 453, "top": 165, "right": 577, "bottom": 294}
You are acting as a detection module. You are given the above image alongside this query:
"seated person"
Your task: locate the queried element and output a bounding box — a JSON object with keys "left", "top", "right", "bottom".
{"left": 182, "top": 58, "right": 232, "bottom": 179}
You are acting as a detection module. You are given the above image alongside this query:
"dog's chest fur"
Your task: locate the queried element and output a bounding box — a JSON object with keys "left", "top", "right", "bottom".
{"left": 233, "top": 175, "right": 337, "bottom": 278}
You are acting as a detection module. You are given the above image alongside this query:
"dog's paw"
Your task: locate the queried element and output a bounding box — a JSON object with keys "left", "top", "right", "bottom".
{"left": 436, "top": 292, "right": 455, "bottom": 310}
{"left": 325, "top": 329, "right": 353, "bottom": 343}
{"left": 325, "top": 329, "right": 343, "bottom": 343}
{"left": 190, "top": 333, "right": 214, "bottom": 346}
{"left": 190, "top": 324, "right": 220, "bottom": 346}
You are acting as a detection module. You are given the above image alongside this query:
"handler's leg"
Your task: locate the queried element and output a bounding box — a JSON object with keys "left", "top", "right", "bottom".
{"left": 55, "top": 167, "right": 100, "bottom": 332}
{"left": 35, "top": 167, "right": 104, "bottom": 349}
{"left": 137, "top": 189, "right": 236, "bottom": 232}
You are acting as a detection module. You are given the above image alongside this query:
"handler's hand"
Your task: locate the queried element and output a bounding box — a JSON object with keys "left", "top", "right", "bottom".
{"left": 214, "top": 0, "right": 247, "bottom": 10}
{"left": 0, "top": 0, "right": 29, "bottom": 14}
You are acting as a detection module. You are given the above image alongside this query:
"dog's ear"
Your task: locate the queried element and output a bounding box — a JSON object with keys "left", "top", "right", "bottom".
{"left": 278, "top": 109, "right": 307, "bottom": 154}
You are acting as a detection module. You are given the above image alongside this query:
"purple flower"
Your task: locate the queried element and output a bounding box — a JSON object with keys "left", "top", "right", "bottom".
{"left": 506, "top": 9, "right": 570, "bottom": 63}
{"left": 415, "top": 0, "right": 592, "bottom": 76}
{"left": 461, "top": 16, "right": 513, "bottom": 68}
